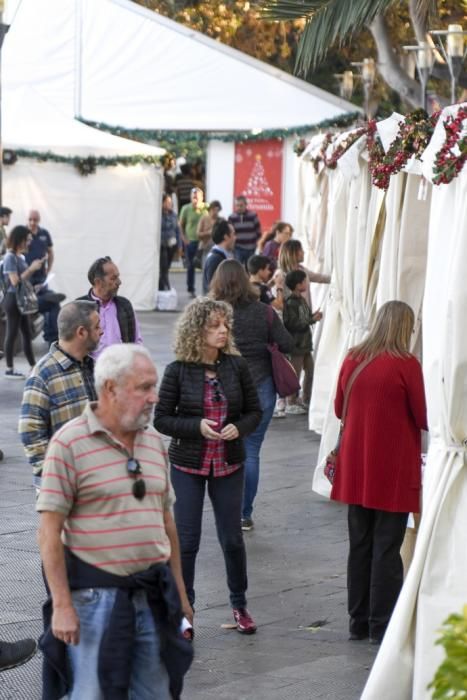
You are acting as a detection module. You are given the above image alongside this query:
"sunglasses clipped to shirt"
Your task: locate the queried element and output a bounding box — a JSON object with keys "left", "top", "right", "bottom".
{"left": 127, "top": 458, "right": 146, "bottom": 500}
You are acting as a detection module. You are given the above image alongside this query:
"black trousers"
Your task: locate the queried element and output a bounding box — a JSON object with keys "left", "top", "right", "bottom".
{"left": 4, "top": 292, "right": 35, "bottom": 368}
{"left": 159, "top": 244, "right": 177, "bottom": 291}
{"left": 347, "top": 504, "right": 408, "bottom": 640}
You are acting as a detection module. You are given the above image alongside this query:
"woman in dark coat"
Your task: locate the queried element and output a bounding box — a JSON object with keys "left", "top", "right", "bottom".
{"left": 154, "top": 298, "right": 262, "bottom": 635}
{"left": 331, "top": 301, "right": 427, "bottom": 645}
{"left": 210, "top": 259, "right": 293, "bottom": 531}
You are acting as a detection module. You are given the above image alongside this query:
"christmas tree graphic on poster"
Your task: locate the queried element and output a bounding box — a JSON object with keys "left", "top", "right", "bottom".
{"left": 244, "top": 156, "right": 273, "bottom": 199}
{"left": 234, "top": 139, "right": 283, "bottom": 230}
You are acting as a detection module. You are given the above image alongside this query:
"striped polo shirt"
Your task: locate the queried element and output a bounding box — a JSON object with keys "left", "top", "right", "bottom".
{"left": 36, "top": 403, "right": 174, "bottom": 576}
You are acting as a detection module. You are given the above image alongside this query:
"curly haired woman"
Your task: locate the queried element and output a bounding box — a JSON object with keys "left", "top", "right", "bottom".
{"left": 154, "top": 298, "right": 262, "bottom": 635}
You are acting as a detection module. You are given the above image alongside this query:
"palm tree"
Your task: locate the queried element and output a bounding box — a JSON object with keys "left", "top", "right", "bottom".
{"left": 260, "top": 0, "right": 461, "bottom": 108}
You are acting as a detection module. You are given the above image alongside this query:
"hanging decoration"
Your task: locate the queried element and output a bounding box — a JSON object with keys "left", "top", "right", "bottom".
{"left": 2, "top": 149, "right": 162, "bottom": 176}
{"left": 367, "top": 109, "right": 437, "bottom": 190}
{"left": 80, "top": 112, "right": 361, "bottom": 148}
{"left": 432, "top": 106, "right": 467, "bottom": 186}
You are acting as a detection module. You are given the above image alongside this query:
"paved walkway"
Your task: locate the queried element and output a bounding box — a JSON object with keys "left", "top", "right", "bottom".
{"left": 0, "top": 277, "right": 376, "bottom": 699}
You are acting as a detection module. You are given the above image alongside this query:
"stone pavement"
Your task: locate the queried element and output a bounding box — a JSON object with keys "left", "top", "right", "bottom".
{"left": 0, "top": 277, "right": 377, "bottom": 699}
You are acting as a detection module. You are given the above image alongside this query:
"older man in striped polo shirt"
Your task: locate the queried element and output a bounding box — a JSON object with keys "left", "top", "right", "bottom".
{"left": 37, "top": 344, "right": 193, "bottom": 700}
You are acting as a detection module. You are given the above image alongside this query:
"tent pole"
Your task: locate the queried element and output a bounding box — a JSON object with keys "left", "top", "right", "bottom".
{"left": 0, "top": 4, "right": 9, "bottom": 207}
{"left": 74, "top": 0, "right": 83, "bottom": 118}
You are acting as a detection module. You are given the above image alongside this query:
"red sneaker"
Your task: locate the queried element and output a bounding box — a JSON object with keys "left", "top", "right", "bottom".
{"left": 232, "top": 608, "right": 257, "bottom": 635}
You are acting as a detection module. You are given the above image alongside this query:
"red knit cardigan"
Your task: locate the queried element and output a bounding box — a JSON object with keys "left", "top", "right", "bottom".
{"left": 331, "top": 352, "right": 428, "bottom": 513}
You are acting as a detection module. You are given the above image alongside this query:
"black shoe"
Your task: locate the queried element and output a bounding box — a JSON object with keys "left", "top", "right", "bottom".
{"left": 349, "top": 632, "right": 369, "bottom": 641}
{"left": 0, "top": 639, "right": 37, "bottom": 671}
{"left": 241, "top": 517, "right": 254, "bottom": 532}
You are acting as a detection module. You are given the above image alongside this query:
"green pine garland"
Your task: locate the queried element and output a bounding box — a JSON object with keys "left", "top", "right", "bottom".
{"left": 5, "top": 149, "right": 162, "bottom": 176}
{"left": 80, "top": 112, "right": 361, "bottom": 146}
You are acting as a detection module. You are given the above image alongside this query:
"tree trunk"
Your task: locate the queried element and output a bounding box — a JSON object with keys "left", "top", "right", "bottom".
{"left": 370, "top": 13, "right": 422, "bottom": 108}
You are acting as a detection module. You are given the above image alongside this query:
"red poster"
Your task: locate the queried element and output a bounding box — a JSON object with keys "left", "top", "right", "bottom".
{"left": 234, "top": 139, "right": 283, "bottom": 231}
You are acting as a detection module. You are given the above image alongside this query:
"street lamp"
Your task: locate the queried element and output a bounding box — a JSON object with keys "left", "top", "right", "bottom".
{"left": 0, "top": 0, "right": 9, "bottom": 206}
{"left": 351, "top": 58, "right": 376, "bottom": 119}
{"left": 334, "top": 70, "right": 354, "bottom": 100}
{"left": 403, "top": 42, "right": 434, "bottom": 111}
{"left": 430, "top": 24, "right": 467, "bottom": 104}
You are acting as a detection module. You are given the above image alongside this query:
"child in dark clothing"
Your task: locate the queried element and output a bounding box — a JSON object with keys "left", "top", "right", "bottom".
{"left": 283, "top": 269, "right": 322, "bottom": 413}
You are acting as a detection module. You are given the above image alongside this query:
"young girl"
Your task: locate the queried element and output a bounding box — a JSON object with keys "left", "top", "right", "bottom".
{"left": 275, "top": 239, "right": 330, "bottom": 414}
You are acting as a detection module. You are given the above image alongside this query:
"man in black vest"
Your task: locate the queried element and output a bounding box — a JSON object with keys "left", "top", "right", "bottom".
{"left": 77, "top": 256, "right": 142, "bottom": 359}
{"left": 202, "top": 221, "right": 236, "bottom": 293}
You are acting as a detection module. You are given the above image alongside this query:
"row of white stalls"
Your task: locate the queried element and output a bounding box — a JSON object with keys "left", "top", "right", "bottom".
{"left": 297, "top": 103, "right": 467, "bottom": 699}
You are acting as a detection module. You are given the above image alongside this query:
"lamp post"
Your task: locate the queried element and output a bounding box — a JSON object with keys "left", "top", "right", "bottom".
{"left": 351, "top": 58, "right": 376, "bottom": 119}
{"left": 403, "top": 42, "right": 434, "bottom": 111}
{"left": 334, "top": 70, "right": 354, "bottom": 100}
{"left": 430, "top": 24, "right": 467, "bottom": 104}
{"left": 0, "top": 0, "right": 9, "bottom": 207}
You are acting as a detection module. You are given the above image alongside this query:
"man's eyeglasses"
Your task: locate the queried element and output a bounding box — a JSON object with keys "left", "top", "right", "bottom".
{"left": 127, "top": 458, "right": 146, "bottom": 500}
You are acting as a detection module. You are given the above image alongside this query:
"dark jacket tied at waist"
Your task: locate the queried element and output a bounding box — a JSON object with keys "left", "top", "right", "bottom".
{"left": 40, "top": 550, "right": 193, "bottom": 700}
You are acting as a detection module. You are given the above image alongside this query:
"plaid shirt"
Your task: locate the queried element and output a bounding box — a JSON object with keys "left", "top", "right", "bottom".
{"left": 173, "top": 376, "right": 241, "bottom": 478}
{"left": 19, "top": 343, "right": 96, "bottom": 478}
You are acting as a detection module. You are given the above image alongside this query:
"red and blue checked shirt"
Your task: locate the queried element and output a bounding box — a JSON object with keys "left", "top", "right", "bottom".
{"left": 173, "top": 375, "right": 241, "bottom": 477}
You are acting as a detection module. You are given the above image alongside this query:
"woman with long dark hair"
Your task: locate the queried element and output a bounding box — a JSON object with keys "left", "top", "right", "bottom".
{"left": 210, "top": 259, "right": 293, "bottom": 531}
{"left": 154, "top": 298, "right": 262, "bottom": 634}
{"left": 331, "top": 301, "right": 427, "bottom": 645}
{"left": 2, "top": 226, "right": 44, "bottom": 378}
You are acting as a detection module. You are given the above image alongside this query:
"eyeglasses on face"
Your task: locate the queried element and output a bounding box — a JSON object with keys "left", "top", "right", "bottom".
{"left": 127, "top": 458, "right": 146, "bottom": 500}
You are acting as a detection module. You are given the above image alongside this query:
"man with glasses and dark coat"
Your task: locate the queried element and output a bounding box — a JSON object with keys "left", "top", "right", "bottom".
{"left": 37, "top": 344, "right": 193, "bottom": 700}
{"left": 77, "top": 256, "right": 142, "bottom": 359}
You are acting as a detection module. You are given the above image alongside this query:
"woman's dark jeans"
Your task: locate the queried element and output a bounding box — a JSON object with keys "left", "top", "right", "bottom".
{"left": 170, "top": 465, "right": 248, "bottom": 609}
{"left": 4, "top": 292, "right": 35, "bottom": 368}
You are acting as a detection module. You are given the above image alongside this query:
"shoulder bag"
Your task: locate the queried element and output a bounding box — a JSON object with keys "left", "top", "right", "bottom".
{"left": 324, "top": 357, "right": 374, "bottom": 484}
{"left": 15, "top": 257, "right": 39, "bottom": 315}
{"left": 265, "top": 304, "right": 301, "bottom": 398}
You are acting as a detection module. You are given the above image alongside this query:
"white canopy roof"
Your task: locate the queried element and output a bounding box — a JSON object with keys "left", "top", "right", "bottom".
{"left": 3, "top": 0, "right": 357, "bottom": 131}
{"left": 4, "top": 89, "right": 164, "bottom": 157}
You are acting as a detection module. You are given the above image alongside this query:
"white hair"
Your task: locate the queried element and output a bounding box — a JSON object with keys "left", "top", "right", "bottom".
{"left": 94, "top": 344, "right": 154, "bottom": 394}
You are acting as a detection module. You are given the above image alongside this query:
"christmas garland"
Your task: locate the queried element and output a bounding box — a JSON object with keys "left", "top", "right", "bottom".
{"left": 367, "top": 109, "right": 437, "bottom": 190}
{"left": 80, "top": 112, "right": 361, "bottom": 146}
{"left": 2, "top": 149, "right": 162, "bottom": 176}
{"left": 432, "top": 106, "right": 467, "bottom": 186}
{"left": 323, "top": 127, "right": 367, "bottom": 170}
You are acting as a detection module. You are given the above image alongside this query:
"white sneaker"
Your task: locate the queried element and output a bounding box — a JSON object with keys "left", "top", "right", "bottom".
{"left": 285, "top": 404, "right": 307, "bottom": 415}
{"left": 273, "top": 409, "right": 286, "bottom": 419}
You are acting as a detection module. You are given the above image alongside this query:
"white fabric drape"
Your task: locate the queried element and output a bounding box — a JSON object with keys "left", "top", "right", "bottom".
{"left": 311, "top": 142, "right": 377, "bottom": 496}
{"left": 362, "top": 104, "right": 467, "bottom": 700}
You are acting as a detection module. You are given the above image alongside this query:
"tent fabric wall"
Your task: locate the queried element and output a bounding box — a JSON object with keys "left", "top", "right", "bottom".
{"left": 361, "top": 105, "right": 467, "bottom": 699}
{"left": 5, "top": 160, "right": 162, "bottom": 311}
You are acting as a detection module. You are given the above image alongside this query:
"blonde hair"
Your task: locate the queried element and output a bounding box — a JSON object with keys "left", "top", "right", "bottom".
{"left": 174, "top": 297, "right": 239, "bottom": 363}
{"left": 278, "top": 239, "right": 303, "bottom": 273}
{"left": 350, "top": 301, "right": 415, "bottom": 360}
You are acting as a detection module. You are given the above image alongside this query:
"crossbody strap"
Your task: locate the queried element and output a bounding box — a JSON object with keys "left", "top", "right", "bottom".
{"left": 341, "top": 356, "right": 374, "bottom": 426}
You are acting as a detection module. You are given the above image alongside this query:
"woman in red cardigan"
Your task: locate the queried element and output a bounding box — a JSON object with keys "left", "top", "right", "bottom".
{"left": 331, "top": 301, "right": 427, "bottom": 645}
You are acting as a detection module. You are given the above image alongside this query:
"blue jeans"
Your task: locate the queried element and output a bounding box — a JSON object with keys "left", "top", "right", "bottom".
{"left": 185, "top": 240, "right": 199, "bottom": 293}
{"left": 242, "top": 376, "right": 276, "bottom": 519}
{"left": 170, "top": 465, "right": 248, "bottom": 609}
{"left": 37, "top": 288, "right": 60, "bottom": 343}
{"left": 234, "top": 247, "right": 254, "bottom": 268}
{"left": 67, "top": 588, "right": 170, "bottom": 700}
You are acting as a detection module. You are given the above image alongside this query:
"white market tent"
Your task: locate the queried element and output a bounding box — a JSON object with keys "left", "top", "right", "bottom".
{"left": 3, "top": 89, "right": 164, "bottom": 310}
{"left": 3, "top": 0, "right": 357, "bottom": 225}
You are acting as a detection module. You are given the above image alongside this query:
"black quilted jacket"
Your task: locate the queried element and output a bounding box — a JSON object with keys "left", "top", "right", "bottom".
{"left": 154, "top": 354, "right": 262, "bottom": 470}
